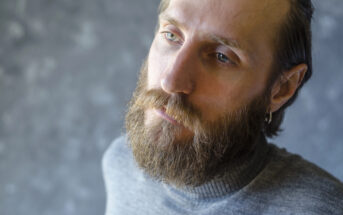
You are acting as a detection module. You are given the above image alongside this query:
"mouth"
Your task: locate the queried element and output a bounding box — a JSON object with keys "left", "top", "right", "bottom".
{"left": 154, "top": 107, "right": 183, "bottom": 127}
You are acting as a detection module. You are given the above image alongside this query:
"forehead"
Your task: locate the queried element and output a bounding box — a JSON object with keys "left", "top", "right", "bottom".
{"left": 163, "top": 0, "right": 289, "bottom": 31}
{"left": 161, "top": 0, "right": 289, "bottom": 61}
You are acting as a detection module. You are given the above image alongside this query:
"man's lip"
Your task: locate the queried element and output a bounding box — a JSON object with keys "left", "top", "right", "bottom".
{"left": 154, "top": 108, "right": 182, "bottom": 126}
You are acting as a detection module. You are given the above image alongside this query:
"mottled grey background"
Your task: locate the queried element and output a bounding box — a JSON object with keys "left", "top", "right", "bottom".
{"left": 0, "top": 0, "right": 342, "bottom": 214}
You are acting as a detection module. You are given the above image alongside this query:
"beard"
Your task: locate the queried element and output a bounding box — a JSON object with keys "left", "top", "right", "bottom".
{"left": 125, "top": 60, "right": 270, "bottom": 188}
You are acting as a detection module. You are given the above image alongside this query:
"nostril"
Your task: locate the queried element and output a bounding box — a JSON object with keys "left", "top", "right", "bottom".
{"left": 161, "top": 79, "right": 172, "bottom": 93}
{"left": 161, "top": 77, "right": 194, "bottom": 95}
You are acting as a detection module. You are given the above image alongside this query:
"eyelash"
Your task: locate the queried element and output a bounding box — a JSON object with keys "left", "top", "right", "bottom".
{"left": 209, "top": 52, "right": 235, "bottom": 67}
{"left": 215, "top": 53, "right": 231, "bottom": 64}
{"left": 161, "top": 31, "right": 182, "bottom": 44}
{"left": 161, "top": 31, "right": 235, "bottom": 66}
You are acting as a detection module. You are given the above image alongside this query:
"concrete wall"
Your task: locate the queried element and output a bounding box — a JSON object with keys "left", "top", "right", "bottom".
{"left": 0, "top": 0, "right": 342, "bottom": 214}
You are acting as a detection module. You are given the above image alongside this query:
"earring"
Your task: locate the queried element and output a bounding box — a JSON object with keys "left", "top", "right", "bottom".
{"left": 265, "top": 111, "right": 272, "bottom": 124}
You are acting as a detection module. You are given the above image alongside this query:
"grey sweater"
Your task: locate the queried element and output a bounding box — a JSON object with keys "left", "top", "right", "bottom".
{"left": 102, "top": 135, "right": 343, "bottom": 215}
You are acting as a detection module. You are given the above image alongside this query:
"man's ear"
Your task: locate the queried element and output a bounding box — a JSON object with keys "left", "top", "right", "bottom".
{"left": 269, "top": 64, "right": 308, "bottom": 113}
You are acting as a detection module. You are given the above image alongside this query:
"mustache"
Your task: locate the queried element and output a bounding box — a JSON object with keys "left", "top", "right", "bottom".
{"left": 134, "top": 89, "right": 202, "bottom": 130}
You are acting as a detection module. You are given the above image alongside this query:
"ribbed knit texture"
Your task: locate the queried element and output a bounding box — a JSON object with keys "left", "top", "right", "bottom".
{"left": 103, "top": 135, "right": 343, "bottom": 215}
{"left": 162, "top": 134, "right": 270, "bottom": 203}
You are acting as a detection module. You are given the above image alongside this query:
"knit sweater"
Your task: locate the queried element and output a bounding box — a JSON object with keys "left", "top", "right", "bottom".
{"left": 102, "top": 135, "right": 343, "bottom": 215}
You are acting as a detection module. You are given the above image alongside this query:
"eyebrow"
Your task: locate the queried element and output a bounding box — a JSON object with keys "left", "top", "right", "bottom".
{"left": 159, "top": 13, "right": 184, "bottom": 29}
{"left": 209, "top": 35, "right": 242, "bottom": 50}
{"left": 159, "top": 13, "right": 243, "bottom": 51}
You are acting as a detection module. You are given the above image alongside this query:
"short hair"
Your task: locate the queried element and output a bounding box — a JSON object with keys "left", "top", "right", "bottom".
{"left": 157, "top": 0, "right": 314, "bottom": 138}
{"left": 265, "top": 0, "right": 314, "bottom": 137}
{"left": 158, "top": 0, "right": 169, "bottom": 13}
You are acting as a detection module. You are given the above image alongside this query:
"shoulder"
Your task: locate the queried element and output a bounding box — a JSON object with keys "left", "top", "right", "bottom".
{"left": 103, "top": 135, "right": 129, "bottom": 159}
{"left": 266, "top": 144, "right": 343, "bottom": 189}
{"left": 242, "top": 144, "right": 343, "bottom": 214}
{"left": 102, "top": 135, "right": 132, "bottom": 174}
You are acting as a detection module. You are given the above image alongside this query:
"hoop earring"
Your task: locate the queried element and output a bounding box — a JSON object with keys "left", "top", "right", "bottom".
{"left": 265, "top": 111, "right": 272, "bottom": 124}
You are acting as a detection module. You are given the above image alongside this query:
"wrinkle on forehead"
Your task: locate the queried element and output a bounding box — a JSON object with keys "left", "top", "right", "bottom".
{"left": 163, "top": 0, "right": 290, "bottom": 66}
{"left": 165, "top": 0, "right": 290, "bottom": 37}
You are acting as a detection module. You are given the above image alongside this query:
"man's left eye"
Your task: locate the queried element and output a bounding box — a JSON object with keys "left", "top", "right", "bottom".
{"left": 216, "top": 53, "right": 230, "bottom": 63}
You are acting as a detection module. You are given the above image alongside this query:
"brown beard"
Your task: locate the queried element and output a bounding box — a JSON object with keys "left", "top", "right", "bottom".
{"left": 125, "top": 60, "right": 270, "bottom": 187}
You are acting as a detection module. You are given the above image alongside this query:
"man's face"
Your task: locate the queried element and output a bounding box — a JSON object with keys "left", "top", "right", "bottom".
{"left": 126, "top": 0, "right": 289, "bottom": 187}
{"left": 147, "top": 0, "right": 288, "bottom": 138}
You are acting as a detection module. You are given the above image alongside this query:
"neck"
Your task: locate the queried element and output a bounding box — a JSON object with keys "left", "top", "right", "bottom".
{"left": 163, "top": 134, "right": 270, "bottom": 201}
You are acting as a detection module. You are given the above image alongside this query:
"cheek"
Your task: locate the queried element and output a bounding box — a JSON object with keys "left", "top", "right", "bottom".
{"left": 147, "top": 39, "right": 168, "bottom": 89}
{"left": 199, "top": 74, "right": 264, "bottom": 118}
{"left": 222, "top": 75, "right": 266, "bottom": 111}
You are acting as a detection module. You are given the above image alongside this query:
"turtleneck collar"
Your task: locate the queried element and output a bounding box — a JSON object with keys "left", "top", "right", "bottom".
{"left": 162, "top": 134, "right": 271, "bottom": 203}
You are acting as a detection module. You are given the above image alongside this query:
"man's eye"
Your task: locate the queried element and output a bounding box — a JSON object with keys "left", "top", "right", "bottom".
{"left": 216, "top": 53, "right": 230, "bottom": 63}
{"left": 163, "top": 32, "right": 180, "bottom": 43}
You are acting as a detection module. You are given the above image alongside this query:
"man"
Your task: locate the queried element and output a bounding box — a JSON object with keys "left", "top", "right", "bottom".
{"left": 103, "top": 0, "right": 343, "bottom": 214}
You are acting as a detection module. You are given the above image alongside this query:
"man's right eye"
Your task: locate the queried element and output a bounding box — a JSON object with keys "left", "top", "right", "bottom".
{"left": 162, "top": 31, "right": 181, "bottom": 44}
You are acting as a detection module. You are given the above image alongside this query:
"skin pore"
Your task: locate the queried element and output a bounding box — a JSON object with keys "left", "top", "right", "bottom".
{"left": 126, "top": 0, "right": 308, "bottom": 187}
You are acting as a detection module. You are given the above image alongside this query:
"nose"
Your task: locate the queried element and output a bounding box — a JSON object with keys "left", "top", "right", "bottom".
{"left": 160, "top": 44, "right": 196, "bottom": 95}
